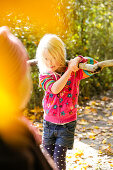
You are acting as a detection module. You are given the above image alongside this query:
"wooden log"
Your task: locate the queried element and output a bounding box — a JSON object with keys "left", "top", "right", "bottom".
{"left": 79, "top": 60, "right": 113, "bottom": 73}
{"left": 27, "top": 59, "right": 113, "bottom": 73}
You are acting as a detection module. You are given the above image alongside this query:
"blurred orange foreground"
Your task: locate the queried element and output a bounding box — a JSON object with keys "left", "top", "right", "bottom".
{"left": 0, "top": 0, "right": 57, "bottom": 31}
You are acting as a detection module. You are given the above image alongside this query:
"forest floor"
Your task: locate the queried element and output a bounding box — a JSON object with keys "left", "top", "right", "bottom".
{"left": 28, "top": 89, "right": 113, "bottom": 170}
{"left": 66, "top": 89, "right": 113, "bottom": 170}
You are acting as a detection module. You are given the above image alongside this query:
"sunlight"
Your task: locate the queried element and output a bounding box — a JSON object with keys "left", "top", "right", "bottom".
{"left": 0, "top": 0, "right": 59, "bottom": 32}
{"left": 66, "top": 139, "right": 111, "bottom": 170}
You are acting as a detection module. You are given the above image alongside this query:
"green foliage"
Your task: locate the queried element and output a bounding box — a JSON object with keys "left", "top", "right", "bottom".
{"left": 56, "top": 0, "right": 113, "bottom": 102}
{"left": 0, "top": 0, "right": 113, "bottom": 109}
{"left": 28, "top": 66, "right": 44, "bottom": 109}
{"left": 0, "top": 14, "right": 46, "bottom": 109}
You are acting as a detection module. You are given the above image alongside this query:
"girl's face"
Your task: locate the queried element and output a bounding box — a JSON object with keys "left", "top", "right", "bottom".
{"left": 43, "top": 49, "right": 60, "bottom": 72}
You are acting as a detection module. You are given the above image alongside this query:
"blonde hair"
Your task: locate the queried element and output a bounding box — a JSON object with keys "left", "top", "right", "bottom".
{"left": 36, "top": 34, "right": 66, "bottom": 73}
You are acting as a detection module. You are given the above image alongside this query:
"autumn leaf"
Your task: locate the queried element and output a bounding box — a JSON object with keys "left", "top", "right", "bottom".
{"left": 89, "top": 100, "right": 96, "bottom": 106}
{"left": 84, "top": 97, "right": 90, "bottom": 100}
{"left": 101, "top": 146, "right": 113, "bottom": 156}
{"left": 74, "top": 149, "right": 84, "bottom": 157}
{"left": 89, "top": 135, "right": 96, "bottom": 140}
{"left": 110, "top": 164, "right": 113, "bottom": 167}
{"left": 93, "top": 126, "right": 99, "bottom": 129}
{"left": 30, "top": 106, "right": 43, "bottom": 113}
{"left": 102, "top": 96, "right": 110, "bottom": 101}
{"left": 78, "top": 119, "right": 89, "bottom": 125}
{"left": 102, "top": 139, "right": 107, "bottom": 144}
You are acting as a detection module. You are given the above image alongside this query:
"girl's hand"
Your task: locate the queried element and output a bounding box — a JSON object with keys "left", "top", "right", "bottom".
{"left": 68, "top": 57, "right": 81, "bottom": 72}
{"left": 51, "top": 56, "right": 82, "bottom": 94}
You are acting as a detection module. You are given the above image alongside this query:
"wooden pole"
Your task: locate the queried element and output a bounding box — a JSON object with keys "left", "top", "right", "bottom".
{"left": 27, "top": 59, "right": 113, "bottom": 73}
{"left": 79, "top": 60, "right": 113, "bottom": 72}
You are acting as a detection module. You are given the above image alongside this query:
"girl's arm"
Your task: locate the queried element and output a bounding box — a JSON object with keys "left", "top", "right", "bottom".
{"left": 51, "top": 57, "right": 81, "bottom": 94}
{"left": 77, "top": 57, "right": 98, "bottom": 80}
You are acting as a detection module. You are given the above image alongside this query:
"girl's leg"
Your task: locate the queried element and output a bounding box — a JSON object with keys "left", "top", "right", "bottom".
{"left": 53, "top": 144, "right": 67, "bottom": 170}
{"left": 44, "top": 144, "right": 55, "bottom": 158}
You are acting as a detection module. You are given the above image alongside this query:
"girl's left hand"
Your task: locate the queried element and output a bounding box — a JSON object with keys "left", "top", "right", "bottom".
{"left": 68, "top": 57, "right": 80, "bottom": 72}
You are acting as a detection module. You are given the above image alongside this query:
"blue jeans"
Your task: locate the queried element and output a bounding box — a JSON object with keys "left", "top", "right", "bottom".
{"left": 43, "top": 120, "right": 76, "bottom": 149}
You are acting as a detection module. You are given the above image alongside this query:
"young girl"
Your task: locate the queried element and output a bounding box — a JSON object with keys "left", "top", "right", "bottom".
{"left": 36, "top": 34, "right": 97, "bottom": 170}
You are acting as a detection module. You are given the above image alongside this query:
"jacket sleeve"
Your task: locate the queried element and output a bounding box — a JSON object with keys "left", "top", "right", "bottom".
{"left": 39, "top": 73, "right": 55, "bottom": 92}
{"left": 76, "top": 56, "right": 98, "bottom": 80}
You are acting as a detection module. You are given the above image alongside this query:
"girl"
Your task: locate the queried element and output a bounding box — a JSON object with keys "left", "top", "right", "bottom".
{"left": 36, "top": 34, "right": 97, "bottom": 170}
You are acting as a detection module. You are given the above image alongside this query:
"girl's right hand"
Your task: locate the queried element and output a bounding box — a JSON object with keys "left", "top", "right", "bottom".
{"left": 68, "top": 58, "right": 79, "bottom": 73}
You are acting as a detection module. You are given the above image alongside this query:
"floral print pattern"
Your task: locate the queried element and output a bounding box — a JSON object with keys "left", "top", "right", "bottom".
{"left": 39, "top": 56, "right": 98, "bottom": 124}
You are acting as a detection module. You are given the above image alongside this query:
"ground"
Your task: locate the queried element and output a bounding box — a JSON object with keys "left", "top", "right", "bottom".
{"left": 28, "top": 89, "right": 113, "bottom": 170}
{"left": 66, "top": 89, "right": 113, "bottom": 170}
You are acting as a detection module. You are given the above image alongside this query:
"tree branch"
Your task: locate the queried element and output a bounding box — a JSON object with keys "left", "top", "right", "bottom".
{"left": 79, "top": 60, "right": 113, "bottom": 73}
{"left": 27, "top": 59, "right": 113, "bottom": 73}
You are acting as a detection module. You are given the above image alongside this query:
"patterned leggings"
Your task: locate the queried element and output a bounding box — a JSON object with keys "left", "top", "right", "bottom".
{"left": 44, "top": 144, "right": 67, "bottom": 170}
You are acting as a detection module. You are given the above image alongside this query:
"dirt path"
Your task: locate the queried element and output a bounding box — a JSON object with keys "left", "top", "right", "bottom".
{"left": 66, "top": 89, "right": 113, "bottom": 169}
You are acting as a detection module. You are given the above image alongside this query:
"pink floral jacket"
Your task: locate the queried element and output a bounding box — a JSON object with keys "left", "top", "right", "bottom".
{"left": 39, "top": 57, "right": 97, "bottom": 124}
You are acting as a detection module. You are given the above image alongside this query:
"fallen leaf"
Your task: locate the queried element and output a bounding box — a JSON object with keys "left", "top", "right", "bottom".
{"left": 89, "top": 135, "right": 96, "bottom": 140}
{"left": 105, "top": 113, "right": 110, "bottom": 117}
{"left": 89, "top": 101, "right": 96, "bottom": 106}
{"left": 90, "top": 143, "right": 96, "bottom": 147}
{"left": 98, "top": 150, "right": 103, "bottom": 154}
{"left": 29, "top": 115, "right": 36, "bottom": 120}
{"left": 74, "top": 149, "right": 84, "bottom": 157}
{"left": 93, "top": 126, "right": 99, "bottom": 129}
{"left": 84, "top": 97, "right": 90, "bottom": 100}
{"left": 78, "top": 119, "right": 89, "bottom": 125}
{"left": 85, "top": 106, "right": 91, "bottom": 110}
{"left": 102, "top": 96, "right": 110, "bottom": 101}
{"left": 102, "top": 139, "right": 107, "bottom": 144}
{"left": 101, "top": 146, "right": 113, "bottom": 156}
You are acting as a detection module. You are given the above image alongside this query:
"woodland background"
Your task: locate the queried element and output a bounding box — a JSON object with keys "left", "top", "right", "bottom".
{"left": 0, "top": 0, "right": 113, "bottom": 112}
{"left": 0, "top": 1, "right": 113, "bottom": 168}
